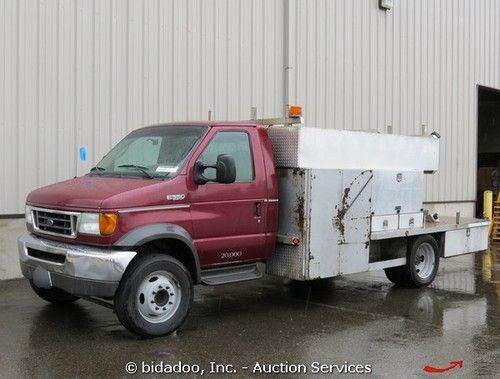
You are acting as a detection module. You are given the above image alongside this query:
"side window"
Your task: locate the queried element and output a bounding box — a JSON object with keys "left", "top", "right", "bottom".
{"left": 200, "top": 131, "right": 254, "bottom": 182}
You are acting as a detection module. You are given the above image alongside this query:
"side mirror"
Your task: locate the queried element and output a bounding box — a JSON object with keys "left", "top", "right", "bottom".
{"left": 215, "top": 154, "right": 236, "bottom": 183}
{"left": 194, "top": 154, "right": 236, "bottom": 185}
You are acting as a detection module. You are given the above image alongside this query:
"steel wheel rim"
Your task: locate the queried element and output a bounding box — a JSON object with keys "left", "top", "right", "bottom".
{"left": 414, "top": 242, "right": 436, "bottom": 280}
{"left": 137, "top": 271, "right": 181, "bottom": 324}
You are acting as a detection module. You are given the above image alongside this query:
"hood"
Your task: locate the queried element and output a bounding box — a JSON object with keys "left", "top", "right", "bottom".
{"left": 26, "top": 175, "right": 165, "bottom": 210}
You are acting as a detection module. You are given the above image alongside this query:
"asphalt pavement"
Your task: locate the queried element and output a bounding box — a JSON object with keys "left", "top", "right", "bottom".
{"left": 0, "top": 249, "right": 498, "bottom": 378}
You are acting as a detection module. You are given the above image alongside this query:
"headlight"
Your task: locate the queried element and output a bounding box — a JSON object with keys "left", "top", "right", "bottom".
{"left": 78, "top": 213, "right": 100, "bottom": 235}
{"left": 78, "top": 212, "right": 118, "bottom": 236}
{"left": 25, "top": 205, "right": 33, "bottom": 224}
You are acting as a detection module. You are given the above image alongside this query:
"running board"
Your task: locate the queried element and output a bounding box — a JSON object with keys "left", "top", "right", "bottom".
{"left": 201, "top": 263, "right": 262, "bottom": 285}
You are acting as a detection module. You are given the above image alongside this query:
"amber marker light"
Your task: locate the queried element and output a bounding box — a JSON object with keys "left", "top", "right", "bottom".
{"left": 288, "top": 105, "right": 303, "bottom": 118}
{"left": 99, "top": 213, "right": 118, "bottom": 235}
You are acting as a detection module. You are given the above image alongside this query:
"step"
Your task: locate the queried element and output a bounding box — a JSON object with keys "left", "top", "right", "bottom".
{"left": 201, "top": 263, "right": 262, "bottom": 285}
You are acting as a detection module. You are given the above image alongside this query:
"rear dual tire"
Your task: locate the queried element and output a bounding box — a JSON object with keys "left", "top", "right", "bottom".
{"left": 114, "top": 254, "right": 193, "bottom": 338}
{"left": 384, "top": 235, "right": 440, "bottom": 288}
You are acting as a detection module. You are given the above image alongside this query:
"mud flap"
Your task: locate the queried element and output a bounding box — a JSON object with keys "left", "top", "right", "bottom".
{"left": 32, "top": 266, "right": 52, "bottom": 289}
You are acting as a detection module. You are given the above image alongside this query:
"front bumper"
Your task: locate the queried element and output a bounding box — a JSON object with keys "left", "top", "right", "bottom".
{"left": 18, "top": 233, "right": 136, "bottom": 298}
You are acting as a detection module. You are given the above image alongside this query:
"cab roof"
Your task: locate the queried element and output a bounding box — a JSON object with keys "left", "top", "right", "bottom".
{"left": 138, "top": 121, "right": 260, "bottom": 130}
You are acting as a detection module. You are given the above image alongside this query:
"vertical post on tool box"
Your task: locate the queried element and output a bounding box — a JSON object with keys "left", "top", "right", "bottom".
{"left": 251, "top": 107, "right": 257, "bottom": 120}
{"left": 484, "top": 190, "right": 493, "bottom": 237}
{"left": 283, "top": 0, "right": 291, "bottom": 118}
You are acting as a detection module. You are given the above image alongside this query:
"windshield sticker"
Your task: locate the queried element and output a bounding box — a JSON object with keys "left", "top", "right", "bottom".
{"left": 156, "top": 166, "right": 178, "bottom": 173}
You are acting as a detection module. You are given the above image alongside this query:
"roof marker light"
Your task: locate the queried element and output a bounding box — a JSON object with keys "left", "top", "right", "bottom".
{"left": 288, "top": 105, "right": 302, "bottom": 118}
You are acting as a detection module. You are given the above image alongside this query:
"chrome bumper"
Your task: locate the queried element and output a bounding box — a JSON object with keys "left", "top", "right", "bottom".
{"left": 18, "top": 233, "right": 136, "bottom": 298}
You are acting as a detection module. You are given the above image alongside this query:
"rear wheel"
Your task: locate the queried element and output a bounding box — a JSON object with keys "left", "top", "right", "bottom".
{"left": 114, "top": 254, "right": 193, "bottom": 338}
{"left": 29, "top": 281, "right": 79, "bottom": 304}
{"left": 384, "top": 235, "right": 440, "bottom": 287}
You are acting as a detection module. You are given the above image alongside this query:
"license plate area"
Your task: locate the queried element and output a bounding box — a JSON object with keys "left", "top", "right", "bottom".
{"left": 32, "top": 266, "right": 53, "bottom": 289}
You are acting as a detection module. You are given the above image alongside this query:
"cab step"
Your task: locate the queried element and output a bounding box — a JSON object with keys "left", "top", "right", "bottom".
{"left": 201, "top": 263, "right": 262, "bottom": 285}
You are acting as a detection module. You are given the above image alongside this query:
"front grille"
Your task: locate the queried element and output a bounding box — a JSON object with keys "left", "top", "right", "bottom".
{"left": 33, "top": 209, "right": 78, "bottom": 237}
{"left": 27, "top": 247, "right": 66, "bottom": 264}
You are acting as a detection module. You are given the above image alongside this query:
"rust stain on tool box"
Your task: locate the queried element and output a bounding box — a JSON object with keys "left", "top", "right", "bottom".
{"left": 295, "top": 195, "right": 305, "bottom": 235}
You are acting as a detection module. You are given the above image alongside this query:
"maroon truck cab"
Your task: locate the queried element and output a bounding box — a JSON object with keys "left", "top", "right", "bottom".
{"left": 19, "top": 122, "right": 278, "bottom": 337}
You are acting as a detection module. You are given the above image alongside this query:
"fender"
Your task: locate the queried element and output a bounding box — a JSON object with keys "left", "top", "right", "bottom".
{"left": 115, "top": 223, "right": 201, "bottom": 283}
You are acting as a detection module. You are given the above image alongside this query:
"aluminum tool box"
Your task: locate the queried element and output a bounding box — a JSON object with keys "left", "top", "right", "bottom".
{"left": 265, "top": 126, "right": 488, "bottom": 280}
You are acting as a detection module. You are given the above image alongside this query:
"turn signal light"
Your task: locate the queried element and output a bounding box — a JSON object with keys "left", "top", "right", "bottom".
{"left": 99, "top": 213, "right": 118, "bottom": 235}
{"left": 288, "top": 105, "right": 303, "bottom": 118}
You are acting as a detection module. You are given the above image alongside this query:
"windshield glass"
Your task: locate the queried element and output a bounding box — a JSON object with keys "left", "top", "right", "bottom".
{"left": 91, "top": 126, "right": 207, "bottom": 179}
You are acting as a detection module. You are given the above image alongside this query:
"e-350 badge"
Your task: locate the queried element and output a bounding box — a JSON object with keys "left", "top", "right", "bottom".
{"left": 166, "top": 194, "right": 186, "bottom": 201}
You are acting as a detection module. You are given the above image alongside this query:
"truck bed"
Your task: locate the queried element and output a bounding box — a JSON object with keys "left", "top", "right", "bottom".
{"left": 370, "top": 216, "right": 489, "bottom": 240}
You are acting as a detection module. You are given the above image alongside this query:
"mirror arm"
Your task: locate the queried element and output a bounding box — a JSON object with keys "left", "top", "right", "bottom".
{"left": 194, "top": 161, "right": 217, "bottom": 185}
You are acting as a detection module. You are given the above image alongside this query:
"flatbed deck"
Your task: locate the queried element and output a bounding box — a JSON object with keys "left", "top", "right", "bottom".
{"left": 370, "top": 216, "right": 489, "bottom": 240}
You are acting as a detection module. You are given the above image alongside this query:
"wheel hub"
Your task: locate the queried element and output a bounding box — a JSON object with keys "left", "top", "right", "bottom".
{"left": 137, "top": 271, "right": 181, "bottom": 323}
{"left": 154, "top": 289, "right": 169, "bottom": 307}
{"left": 414, "top": 242, "right": 436, "bottom": 280}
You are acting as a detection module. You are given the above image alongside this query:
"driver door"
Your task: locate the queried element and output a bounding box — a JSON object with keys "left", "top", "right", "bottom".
{"left": 188, "top": 128, "right": 268, "bottom": 267}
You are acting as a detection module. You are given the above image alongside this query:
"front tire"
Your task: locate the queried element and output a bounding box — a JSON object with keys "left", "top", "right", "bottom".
{"left": 384, "top": 235, "right": 440, "bottom": 288}
{"left": 114, "top": 254, "right": 193, "bottom": 338}
{"left": 29, "top": 281, "right": 79, "bottom": 304}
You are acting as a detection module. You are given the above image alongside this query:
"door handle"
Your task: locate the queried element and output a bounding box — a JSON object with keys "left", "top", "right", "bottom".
{"left": 255, "top": 202, "right": 262, "bottom": 217}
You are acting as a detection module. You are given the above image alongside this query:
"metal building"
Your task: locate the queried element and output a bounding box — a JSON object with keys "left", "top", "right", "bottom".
{"left": 1, "top": 0, "right": 500, "bottom": 278}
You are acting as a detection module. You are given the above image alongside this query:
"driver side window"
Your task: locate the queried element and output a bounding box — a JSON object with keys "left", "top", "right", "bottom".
{"left": 200, "top": 131, "right": 254, "bottom": 182}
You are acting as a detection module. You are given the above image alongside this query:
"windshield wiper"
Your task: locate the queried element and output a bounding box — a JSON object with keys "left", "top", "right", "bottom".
{"left": 89, "top": 166, "right": 106, "bottom": 175}
{"left": 117, "top": 164, "right": 155, "bottom": 179}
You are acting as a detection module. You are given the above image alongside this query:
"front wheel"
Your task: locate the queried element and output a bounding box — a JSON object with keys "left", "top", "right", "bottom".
{"left": 384, "top": 235, "right": 440, "bottom": 288}
{"left": 114, "top": 254, "right": 193, "bottom": 338}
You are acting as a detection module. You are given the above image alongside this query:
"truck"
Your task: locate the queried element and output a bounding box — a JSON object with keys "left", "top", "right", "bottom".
{"left": 18, "top": 107, "right": 489, "bottom": 337}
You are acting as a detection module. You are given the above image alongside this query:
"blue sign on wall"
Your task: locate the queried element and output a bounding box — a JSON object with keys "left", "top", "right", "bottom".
{"left": 79, "top": 147, "right": 87, "bottom": 161}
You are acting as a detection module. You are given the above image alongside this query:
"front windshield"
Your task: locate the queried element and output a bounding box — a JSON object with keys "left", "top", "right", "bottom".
{"left": 91, "top": 126, "right": 207, "bottom": 179}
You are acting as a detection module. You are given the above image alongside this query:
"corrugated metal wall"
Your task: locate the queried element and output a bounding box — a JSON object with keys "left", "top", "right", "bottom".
{"left": 0, "top": 0, "right": 285, "bottom": 214}
{"left": 287, "top": 0, "right": 500, "bottom": 203}
{"left": 1, "top": 0, "right": 500, "bottom": 214}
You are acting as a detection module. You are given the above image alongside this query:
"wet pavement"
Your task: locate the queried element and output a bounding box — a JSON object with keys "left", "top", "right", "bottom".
{"left": 0, "top": 249, "right": 499, "bottom": 378}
